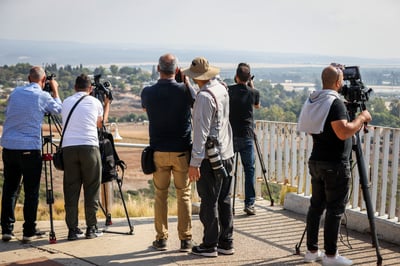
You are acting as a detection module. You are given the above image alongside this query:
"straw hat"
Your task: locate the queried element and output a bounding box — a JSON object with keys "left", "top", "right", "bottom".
{"left": 183, "top": 57, "right": 220, "bottom": 80}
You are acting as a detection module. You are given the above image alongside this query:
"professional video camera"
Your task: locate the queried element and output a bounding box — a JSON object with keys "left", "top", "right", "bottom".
{"left": 341, "top": 66, "right": 373, "bottom": 104}
{"left": 91, "top": 74, "right": 113, "bottom": 103}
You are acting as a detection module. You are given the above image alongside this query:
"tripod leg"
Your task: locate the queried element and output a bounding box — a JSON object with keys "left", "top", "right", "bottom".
{"left": 354, "top": 133, "right": 383, "bottom": 266}
{"left": 101, "top": 183, "right": 112, "bottom": 226}
{"left": 116, "top": 179, "right": 134, "bottom": 235}
{"left": 254, "top": 134, "right": 274, "bottom": 206}
{"left": 232, "top": 152, "right": 239, "bottom": 215}
{"left": 295, "top": 226, "right": 307, "bottom": 255}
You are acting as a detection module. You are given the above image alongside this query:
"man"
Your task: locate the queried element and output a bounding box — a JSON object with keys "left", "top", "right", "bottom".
{"left": 297, "top": 64, "right": 372, "bottom": 265}
{"left": 141, "top": 53, "right": 193, "bottom": 252}
{"left": 228, "top": 63, "right": 260, "bottom": 215}
{"left": 184, "top": 57, "right": 235, "bottom": 257}
{"left": 62, "top": 74, "right": 109, "bottom": 240}
{"left": 1, "top": 66, "right": 62, "bottom": 242}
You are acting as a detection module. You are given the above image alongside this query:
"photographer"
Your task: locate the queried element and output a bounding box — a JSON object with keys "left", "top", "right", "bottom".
{"left": 1, "top": 66, "right": 62, "bottom": 242}
{"left": 228, "top": 63, "right": 260, "bottom": 215}
{"left": 61, "top": 74, "right": 108, "bottom": 240}
{"left": 184, "top": 57, "right": 234, "bottom": 257}
{"left": 297, "top": 65, "right": 371, "bottom": 265}
{"left": 141, "top": 53, "right": 194, "bottom": 252}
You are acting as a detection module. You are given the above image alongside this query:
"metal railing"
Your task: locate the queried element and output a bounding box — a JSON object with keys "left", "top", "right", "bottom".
{"left": 240, "top": 120, "right": 400, "bottom": 223}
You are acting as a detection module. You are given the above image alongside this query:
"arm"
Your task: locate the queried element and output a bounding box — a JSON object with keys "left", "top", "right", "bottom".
{"left": 331, "top": 110, "right": 372, "bottom": 140}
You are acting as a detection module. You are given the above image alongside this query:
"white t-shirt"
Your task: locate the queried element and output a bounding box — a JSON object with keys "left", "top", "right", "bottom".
{"left": 61, "top": 92, "right": 103, "bottom": 147}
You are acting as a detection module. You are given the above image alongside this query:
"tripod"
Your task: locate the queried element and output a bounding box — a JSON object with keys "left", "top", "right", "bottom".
{"left": 97, "top": 129, "right": 134, "bottom": 235}
{"left": 41, "top": 113, "right": 63, "bottom": 243}
{"left": 295, "top": 103, "right": 383, "bottom": 266}
{"left": 232, "top": 133, "right": 274, "bottom": 215}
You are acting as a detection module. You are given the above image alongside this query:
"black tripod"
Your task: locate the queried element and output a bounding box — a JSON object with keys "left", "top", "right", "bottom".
{"left": 232, "top": 132, "right": 274, "bottom": 215}
{"left": 97, "top": 129, "right": 134, "bottom": 235}
{"left": 41, "top": 113, "right": 63, "bottom": 244}
{"left": 295, "top": 103, "right": 383, "bottom": 266}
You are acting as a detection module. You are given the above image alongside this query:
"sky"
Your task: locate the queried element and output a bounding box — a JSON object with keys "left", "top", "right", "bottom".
{"left": 1, "top": 0, "right": 400, "bottom": 59}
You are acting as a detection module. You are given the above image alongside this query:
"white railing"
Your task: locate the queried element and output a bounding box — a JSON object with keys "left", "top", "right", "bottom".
{"left": 235, "top": 120, "right": 400, "bottom": 223}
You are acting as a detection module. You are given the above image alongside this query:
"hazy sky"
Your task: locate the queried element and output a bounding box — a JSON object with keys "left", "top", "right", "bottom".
{"left": 1, "top": 0, "right": 400, "bottom": 59}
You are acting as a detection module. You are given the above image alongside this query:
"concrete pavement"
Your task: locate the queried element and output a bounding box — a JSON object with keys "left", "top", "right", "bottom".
{"left": 1, "top": 200, "right": 399, "bottom": 265}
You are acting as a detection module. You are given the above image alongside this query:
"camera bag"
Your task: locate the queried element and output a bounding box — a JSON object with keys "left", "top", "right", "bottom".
{"left": 141, "top": 146, "right": 155, "bottom": 174}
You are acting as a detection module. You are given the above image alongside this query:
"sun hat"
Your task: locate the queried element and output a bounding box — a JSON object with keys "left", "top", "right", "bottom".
{"left": 183, "top": 57, "right": 220, "bottom": 80}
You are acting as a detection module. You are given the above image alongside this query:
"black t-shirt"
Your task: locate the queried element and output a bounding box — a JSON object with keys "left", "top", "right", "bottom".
{"left": 310, "top": 99, "right": 352, "bottom": 162}
{"left": 141, "top": 79, "right": 192, "bottom": 152}
{"left": 228, "top": 84, "right": 260, "bottom": 138}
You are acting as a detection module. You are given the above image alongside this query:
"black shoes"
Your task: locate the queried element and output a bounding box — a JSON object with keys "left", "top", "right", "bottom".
{"left": 2, "top": 233, "right": 15, "bottom": 242}
{"left": 191, "top": 244, "right": 218, "bottom": 257}
{"left": 180, "top": 239, "right": 193, "bottom": 252}
{"left": 244, "top": 205, "right": 256, "bottom": 215}
{"left": 68, "top": 227, "right": 85, "bottom": 241}
{"left": 85, "top": 226, "right": 103, "bottom": 239}
{"left": 152, "top": 239, "right": 167, "bottom": 251}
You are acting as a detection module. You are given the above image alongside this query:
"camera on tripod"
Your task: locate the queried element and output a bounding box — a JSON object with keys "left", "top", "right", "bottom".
{"left": 206, "top": 136, "right": 228, "bottom": 179}
{"left": 43, "top": 72, "right": 56, "bottom": 93}
{"left": 91, "top": 74, "right": 113, "bottom": 102}
{"left": 341, "top": 66, "right": 373, "bottom": 104}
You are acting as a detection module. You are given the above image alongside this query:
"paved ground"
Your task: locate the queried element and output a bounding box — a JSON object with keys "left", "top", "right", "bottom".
{"left": 0, "top": 200, "right": 399, "bottom": 266}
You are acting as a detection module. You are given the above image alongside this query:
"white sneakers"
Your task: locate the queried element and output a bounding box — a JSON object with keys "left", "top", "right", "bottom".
{"left": 304, "top": 249, "right": 324, "bottom": 262}
{"left": 322, "top": 253, "right": 353, "bottom": 266}
{"left": 304, "top": 250, "right": 353, "bottom": 265}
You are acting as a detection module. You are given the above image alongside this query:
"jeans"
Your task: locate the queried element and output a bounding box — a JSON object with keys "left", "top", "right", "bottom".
{"left": 306, "top": 160, "right": 351, "bottom": 256}
{"left": 233, "top": 137, "right": 255, "bottom": 206}
{"left": 152, "top": 151, "right": 191, "bottom": 241}
{"left": 197, "top": 157, "right": 234, "bottom": 249}
{"left": 1, "top": 149, "right": 42, "bottom": 236}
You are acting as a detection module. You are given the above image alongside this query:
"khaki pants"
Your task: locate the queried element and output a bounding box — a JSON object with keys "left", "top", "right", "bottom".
{"left": 153, "top": 151, "right": 192, "bottom": 241}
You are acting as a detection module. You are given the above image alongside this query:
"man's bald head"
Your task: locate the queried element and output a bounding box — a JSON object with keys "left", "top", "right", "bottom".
{"left": 322, "top": 65, "right": 342, "bottom": 89}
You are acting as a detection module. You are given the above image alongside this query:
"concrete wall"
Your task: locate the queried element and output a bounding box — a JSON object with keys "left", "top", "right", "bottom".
{"left": 283, "top": 192, "right": 400, "bottom": 246}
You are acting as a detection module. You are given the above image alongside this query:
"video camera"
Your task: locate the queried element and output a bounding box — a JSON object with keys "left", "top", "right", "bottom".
{"left": 341, "top": 65, "right": 373, "bottom": 104}
{"left": 91, "top": 74, "right": 113, "bottom": 103}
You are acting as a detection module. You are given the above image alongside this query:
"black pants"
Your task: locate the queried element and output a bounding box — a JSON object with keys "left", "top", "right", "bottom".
{"left": 1, "top": 149, "right": 42, "bottom": 236}
{"left": 306, "top": 160, "right": 351, "bottom": 255}
{"left": 197, "top": 157, "right": 234, "bottom": 249}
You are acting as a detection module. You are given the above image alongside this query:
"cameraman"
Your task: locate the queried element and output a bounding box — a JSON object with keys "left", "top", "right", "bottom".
{"left": 228, "top": 63, "right": 260, "bottom": 215}
{"left": 297, "top": 65, "right": 371, "bottom": 265}
{"left": 1, "top": 66, "right": 62, "bottom": 242}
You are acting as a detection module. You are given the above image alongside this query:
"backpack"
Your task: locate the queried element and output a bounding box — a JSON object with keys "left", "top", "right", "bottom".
{"left": 99, "top": 129, "right": 127, "bottom": 183}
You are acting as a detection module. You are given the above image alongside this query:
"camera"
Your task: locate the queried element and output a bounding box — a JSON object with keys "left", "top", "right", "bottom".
{"left": 91, "top": 74, "right": 113, "bottom": 103}
{"left": 206, "top": 136, "right": 228, "bottom": 179}
{"left": 43, "top": 72, "right": 56, "bottom": 93}
{"left": 340, "top": 66, "right": 373, "bottom": 104}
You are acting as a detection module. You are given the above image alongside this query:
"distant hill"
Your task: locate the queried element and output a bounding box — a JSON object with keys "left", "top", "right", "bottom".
{"left": 1, "top": 39, "right": 400, "bottom": 67}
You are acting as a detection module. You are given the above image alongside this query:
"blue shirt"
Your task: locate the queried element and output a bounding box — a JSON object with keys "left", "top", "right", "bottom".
{"left": 1, "top": 82, "right": 62, "bottom": 150}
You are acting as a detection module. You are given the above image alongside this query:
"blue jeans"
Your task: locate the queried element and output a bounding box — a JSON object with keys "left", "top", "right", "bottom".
{"left": 306, "top": 160, "right": 351, "bottom": 256}
{"left": 233, "top": 137, "right": 255, "bottom": 206}
{"left": 1, "top": 149, "right": 42, "bottom": 236}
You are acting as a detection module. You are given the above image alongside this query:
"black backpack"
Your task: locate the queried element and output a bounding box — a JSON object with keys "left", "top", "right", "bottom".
{"left": 99, "top": 129, "right": 127, "bottom": 183}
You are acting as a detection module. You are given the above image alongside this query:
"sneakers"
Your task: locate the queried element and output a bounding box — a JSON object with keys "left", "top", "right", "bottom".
{"left": 68, "top": 227, "right": 85, "bottom": 241}
{"left": 85, "top": 226, "right": 103, "bottom": 239}
{"left": 2, "top": 233, "right": 15, "bottom": 242}
{"left": 22, "top": 235, "right": 35, "bottom": 243}
{"left": 217, "top": 246, "right": 235, "bottom": 255}
{"left": 180, "top": 239, "right": 193, "bottom": 252}
{"left": 152, "top": 239, "right": 167, "bottom": 251}
{"left": 304, "top": 249, "right": 324, "bottom": 262}
{"left": 191, "top": 245, "right": 218, "bottom": 257}
{"left": 322, "top": 254, "right": 353, "bottom": 266}
{"left": 244, "top": 205, "right": 256, "bottom": 215}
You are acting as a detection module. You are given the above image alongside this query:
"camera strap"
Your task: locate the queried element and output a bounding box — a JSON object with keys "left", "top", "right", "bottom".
{"left": 59, "top": 95, "right": 88, "bottom": 147}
